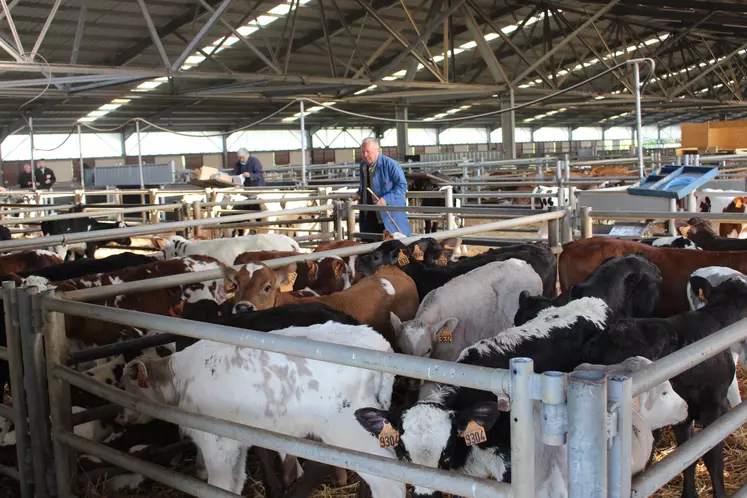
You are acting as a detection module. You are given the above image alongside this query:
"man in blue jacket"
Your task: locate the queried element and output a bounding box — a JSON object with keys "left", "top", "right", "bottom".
{"left": 233, "top": 147, "right": 265, "bottom": 187}
{"left": 356, "top": 138, "right": 411, "bottom": 238}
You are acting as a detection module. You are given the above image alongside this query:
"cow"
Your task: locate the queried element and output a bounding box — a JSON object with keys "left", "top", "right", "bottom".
{"left": 222, "top": 262, "right": 418, "bottom": 348}
{"left": 532, "top": 185, "right": 569, "bottom": 209}
{"left": 0, "top": 249, "right": 62, "bottom": 275}
{"left": 40, "top": 217, "right": 132, "bottom": 259}
{"left": 153, "top": 234, "right": 300, "bottom": 266}
{"left": 117, "top": 322, "right": 405, "bottom": 497}
{"left": 355, "top": 297, "right": 611, "bottom": 498}
{"left": 559, "top": 237, "right": 747, "bottom": 316}
{"left": 639, "top": 236, "right": 700, "bottom": 250}
{"left": 515, "top": 254, "right": 663, "bottom": 325}
{"left": 695, "top": 190, "right": 747, "bottom": 238}
{"left": 580, "top": 276, "right": 747, "bottom": 498}
{"left": 0, "top": 226, "right": 10, "bottom": 241}
{"left": 681, "top": 217, "right": 747, "bottom": 251}
{"left": 356, "top": 241, "right": 556, "bottom": 300}
{"left": 390, "top": 259, "right": 543, "bottom": 397}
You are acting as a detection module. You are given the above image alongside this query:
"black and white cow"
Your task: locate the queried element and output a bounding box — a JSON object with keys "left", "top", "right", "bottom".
{"left": 40, "top": 217, "right": 132, "bottom": 259}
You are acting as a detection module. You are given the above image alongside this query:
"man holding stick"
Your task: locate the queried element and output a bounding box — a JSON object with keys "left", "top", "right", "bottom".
{"left": 354, "top": 138, "right": 411, "bottom": 240}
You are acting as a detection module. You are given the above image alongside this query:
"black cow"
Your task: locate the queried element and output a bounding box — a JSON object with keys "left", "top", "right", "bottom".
{"left": 40, "top": 217, "right": 132, "bottom": 259}
{"left": 0, "top": 226, "right": 10, "bottom": 242}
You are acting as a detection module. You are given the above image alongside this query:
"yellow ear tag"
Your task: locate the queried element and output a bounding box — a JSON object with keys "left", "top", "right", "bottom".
{"left": 698, "top": 288, "right": 708, "bottom": 303}
{"left": 736, "top": 199, "right": 744, "bottom": 209}
{"left": 411, "top": 245, "right": 424, "bottom": 261}
{"left": 168, "top": 300, "right": 184, "bottom": 318}
{"left": 136, "top": 367, "right": 149, "bottom": 389}
{"left": 287, "top": 271, "right": 298, "bottom": 287}
{"left": 679, "top": 225, "right": 691, "bottom": 237}
{"left": 397, "top": 250, "right": 410, "bottom": 267}
{"left": 439, "top": 329, "right": 453, "bottom": 343}
{"left": 460, "top": 420, "right": 487, "bottom": 446}
{"left": 435, "top": 255, "right": 448, "bottom": 266}
{"left": 378, "top": 422, "right": 400, "bottom": 448}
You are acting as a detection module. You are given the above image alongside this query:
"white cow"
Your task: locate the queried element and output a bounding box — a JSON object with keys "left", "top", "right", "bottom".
{"left": 686, "top": 266, "right": 747, "bottom": 407}
{"left": 154, "top": 234, "right": 300, "bottom": 266}
{"left": 117, "top": 322, "right": 404, "bottom": 497}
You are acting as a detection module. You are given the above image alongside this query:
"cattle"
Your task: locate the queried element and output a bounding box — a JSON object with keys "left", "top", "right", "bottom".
{"left": 356, "top": 297, "right": 611, "bottom": 498}
{"left": 390, "top": 259, "right": 543, "bottom": 397}
{"left": 222, "top": 262, "right": 418, "bottom": 348}
{"left": 695, "top": 190, "right": 747, "bottom": 238}
{"left": 682, "top": 217, "right": 747, "bottom": 251}
{"left": 408, "top": 174, "right": 460, "bottom": 233}
{"left": 515, "top": 254, "right": 663, "bottom": 325}
{"left": 314, "top": 240, "right": 361, "bottom": 253}
{"left": 117, "top": 322, "right": 405, "bottom": 497}
{"left": 40, "top": 217, "right": 132, "bottom": 259}
{"left": 154, "top": 234, "right": 300, "bottom": 266}
{"left": 0, "top": 249, "right": 62, "bottom": 275}
{"left": 559, "top": 237, "right": 747, "bottom": 316}
{"left": 639, "top": 236, "right": 700, "bottom": 250}
{"left": 580, "top": 277, "right": 747, "bottom": 498}
{"left": 686, "top": 266, "right": 747, "bottom": 408}
{"left": 0, "top": 226, "right": 10, "bottom": 241}
{"left": 532, "top": 185, "right": 569, "bottom": 209}
{"left": 234, "top": 252, "right": 352, "bottom": 296}
{"left": 356, "top": 241, "right": 556, "bottom": 300}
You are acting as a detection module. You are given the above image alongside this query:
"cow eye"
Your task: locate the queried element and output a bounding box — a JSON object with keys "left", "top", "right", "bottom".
{"left": 263, "top": 284, "right": 272, "bottom": 292}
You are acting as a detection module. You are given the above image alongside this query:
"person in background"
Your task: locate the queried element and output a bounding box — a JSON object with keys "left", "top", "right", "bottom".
{"left": 35, "top": 160, "right": 56, "bottom": 190}
{"left": 355, "top": 138, "right": 411, "bottom": 239}
{"left": 18, "top": 163, "right": 35, "bottom": 189}
{"left": 233, "top": 147, "right": 265, "bottom": 187}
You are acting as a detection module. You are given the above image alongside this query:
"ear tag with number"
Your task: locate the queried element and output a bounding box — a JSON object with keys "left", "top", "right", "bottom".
{"left": 397, "top": 250, "right": 410, "bottom": 267}
{"left": 460, "top": 420, "right": 487, "bottom": 446}
{"left": 287, "top": 271, "right": 298, "bottom": 287}
{"left": 435, "top": 255, "right": 448, "bottom": 266}
{"left": 378, "top": 422, "right": 400, "bottom": 448}
{"left": 411, "top": 245, "right": 424, "bottom": 261}
{"left": 439, "top": 329, "right": 453, "bottom": 343}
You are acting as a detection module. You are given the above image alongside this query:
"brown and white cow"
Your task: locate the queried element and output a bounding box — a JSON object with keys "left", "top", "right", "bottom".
{"left": 695, "top": 190, "right": 747, "bottom": 238}
{"left": 221, "top": 262, "right": 418, "bottom": 347}
{"left": 0, "top": 249, "right": 62, "bottom": 275}
{"left": 234, "top": 252, "right": 351, "bottom": 295}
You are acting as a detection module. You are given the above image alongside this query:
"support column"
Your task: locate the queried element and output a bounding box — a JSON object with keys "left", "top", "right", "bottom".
{"left": 395, "top": 105, "right": 408, "bottom": 160}
{"left": 501, "top": 88, "right": 516, "bottom": 160}
{"left": 221, "top": 134, "right": 228, "bottom": 169}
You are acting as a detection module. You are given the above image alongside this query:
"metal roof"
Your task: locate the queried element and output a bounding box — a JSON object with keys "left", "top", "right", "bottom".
{"left": 0, "top": 0, "right": 746, "bottom": 140}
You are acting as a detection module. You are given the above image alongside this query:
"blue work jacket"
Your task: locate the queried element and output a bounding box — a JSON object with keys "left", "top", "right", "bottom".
{"left": 358, "top": 154, "right": 411, "bottom": 236}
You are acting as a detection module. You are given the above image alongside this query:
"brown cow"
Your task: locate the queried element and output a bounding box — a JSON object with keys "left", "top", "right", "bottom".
{"left": 559, "top": 237, "right": 747, "bottom": 316}
{"left": 0, "top": 249, "right": 62, "bottom": 275}
{"left": 221, "top": 262, "right": 418, "bottom": 347}
{"left": 683, "top": 218, "right": 747, "bottom": 251}
{"left": 234, "top": 251, "right": 350, "bottom": 295}
{"left": 314, "top": 240, "right": 361, "bottom": 252}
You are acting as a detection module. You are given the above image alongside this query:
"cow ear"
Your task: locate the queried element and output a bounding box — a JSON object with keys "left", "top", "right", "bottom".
{"left": 152, "top": 237, "right": 169, "bottom": 250}
{"left": 124, "top": 360, "right": 149, "bottom": 388}
{"left": 6, "top": 273, "right": 22, "bottom": 284}
{"left": 518, "top": 290, "right": 532, "bottom": 309}
{"left": 331, "top": 259, "right": 347, "bottom": 279}
{"left": 689, "top": 276, "right": 712, "bottom": 304}
{"left": 456, "top": 401, "right": 502, "bottom": 436}
{"left": 218, "top": 262, "right": 240, "bottom": 287}
{"left": 389, "top": 312, "right": 402, "bottom": 332}
{"left": 276, "top": 263, "right": 298, "bottom": 287}
{"left": 382, "top": 230, "right": 394, "bottom": 241}
{"left": 433, "top": 317, "right": 458, "bottom": 342}
{"left": 355, "top": 408, "right": 393, "bottom": 437}
{"left": 441, "top": 238, "right": 460, "bottom": 253}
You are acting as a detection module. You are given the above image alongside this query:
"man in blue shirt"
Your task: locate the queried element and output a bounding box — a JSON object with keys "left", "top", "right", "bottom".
{"left": 233, "top": 147, "right": 265, "bottom": 187}
{"left": 356, "top": 138, "right": 411, "bottom": 237}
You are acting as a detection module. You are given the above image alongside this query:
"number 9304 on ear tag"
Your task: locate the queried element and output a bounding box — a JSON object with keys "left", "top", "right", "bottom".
{"left": 460, "top": 420, "right": 487, "bottom": 446}
{"left": 378, "top": 422, "right": 400, "bottom": 449}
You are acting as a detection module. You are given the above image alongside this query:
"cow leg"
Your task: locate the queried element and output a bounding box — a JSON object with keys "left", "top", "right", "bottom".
{"left": 424, "top": 220, "right": 432, "bottom": 234}
{"left": 231, "top": 445, "right": 249, "bottom": 494}
{"left": 253, "top": 447, "right": 284, "bottom": 498}
{"left": 700, "top": 404, "right": 728, "bottom": 498}
{"left": 284, "top": 461, "right": 335, "bottom": 498}
{"left": 191, "top": 432, "right": 242, "bottom": 492}
{"left": 673, "top": 420, "right": 698, "bottom": 498}
{"left": 85, "top": 242, "right": 97, "bottom": 259}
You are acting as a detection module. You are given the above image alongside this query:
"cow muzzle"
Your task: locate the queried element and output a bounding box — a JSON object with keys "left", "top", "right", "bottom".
{"left": 233, "top": 301, "right": 255, "bottom": 314}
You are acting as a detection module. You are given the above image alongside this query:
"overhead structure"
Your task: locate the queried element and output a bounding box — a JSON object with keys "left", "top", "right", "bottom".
{"left": 0, "top": 0, "right": 745, "bottom": 142}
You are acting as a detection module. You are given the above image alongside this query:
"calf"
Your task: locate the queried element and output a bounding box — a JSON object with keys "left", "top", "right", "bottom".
{"left": 118, "top": 322, "right": 405, "bottom": 497}
{"left": 0, "top": 249, "right": 62, "bottom": 275}
{"left": 682, "top": 217, "right": 747, "bottom": 251}
{"left": 0, "top": 226, "right": 10, "bottom": 241}
{"left": 695, "top": 190, "right": 747, "bottom": 238}
{"left": 223, "top": 262, "right": 418, "bottom": 347}
{"left": 639, "top": 236, "right": 700, "bottom": 250}
{"left": 154, "top": 234, "right": 300, "bottom": 266}
{"left": 515, "top": 254, "right": 662, "bottom": 325}
{"left": 40, "top": 217, "right": 131, "bottom": 259}
{"left": 559, "top": 237, "right": 747, "bottom": 316}
{"left": 390, "top": 259, "right": 543, "bottom": 397}
{"left": 356, "top": 297, "right": 611, "bottom": 498}
{"left": 580, "top": 277, "right": 747, "bottom": 498}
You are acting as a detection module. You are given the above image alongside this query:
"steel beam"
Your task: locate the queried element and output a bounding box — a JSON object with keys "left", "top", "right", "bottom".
{"left": 31, "top": 0, "right": 62, "bottom": 58}
{"left": 171, "top": 0, "right": 233, "bottom": 72}
{"left": 0, "top": 34, "right": 21, "bottom": 62}
{"left": 317, "top": 0, "right": 337, "bottom": 77}
{"left": 69, "top": 0, "right": 88, "bottom": 66}
{"left": 670, "top": 41, "right": 747, "bottom": 98}
{"left": 329, "top": 0, "right": 373, "bottom": 79}
{"left": 460, "top": 4, "right": 507, "bottom": 83}
{"left": 136, "top": 0, "right": 171, "bottom": 71}
{"left": 282, "top": 0, "right": 300, "bottom": 74}
{"left": 170, "top": 31, "right": 233, "bottom": 74}
{"left": 0, "top": 74, "right": 136, "bottom": 89}
{"left": 0, "top": 0, "right": 23, "bottom": 56}
{"left": 0, "top": 0, "right": 18, "bottom": 24}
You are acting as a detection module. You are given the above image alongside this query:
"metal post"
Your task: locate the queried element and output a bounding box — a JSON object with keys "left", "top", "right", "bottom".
{"left": 607, "top": 376, "right": 632, "bottom": 498}
{"left": 568, "top": 370, "right": 608, "bottom": 498}
{"left": 509, "top": 357, "right": 535, "bottom": 498}
{"left": 17, "top": 288, "right": 50, "bottom": 498}
{"left": 632, "top": 62, "right": 645, "bottom": 179}
{"left": 2, "top": 283, "right": 32, "bottom": 498}
{"left": 300, "top": 101, "right": 307, "bottom": 186}
{"left": 581, "top": 206, "right": 593, "bottom": 238}
{"left": 686, "top": 191, "right": 696, "bottom": 213}
{"left": 561, "top": 206, "right": 573, "bottom": 244}
{"left": 668, "top": 198, "right": 677, "bottom": 236}
{"left": 333, "top": 201, "right": 344, "bottom": 240}
{"left": 29, "top": 117, "right": 37, "bottom": 193}
{"left": 41, "top": 290, "right": 74, "bottom": 498}
{"left": 77, "top": 124, "right": 85, "bottom": 190}
{"left": 444, "top": 185, "right": 456, "bottom": 230}
{"left": 136, "top": 120, "right": 146, "bottom": 222}
{"left": 345, "top": 199, "right": 356, "bottom": 240}
{"left": 318, "top": 187, "right": 332, "bottom": 237}
{"left": 564, "top": 153, "right": 570, "bottom": 181}
{"left": 192, "top": 200, "right": 203, "bottom": 238}
{"left": 149, "top": 188, "right": 159, "bottom": 223}
{"left": 547, "top": 207, "right": 560, "bottom": 247}
{"left": 541, "top": 371, "right": 567, "bottom": 447}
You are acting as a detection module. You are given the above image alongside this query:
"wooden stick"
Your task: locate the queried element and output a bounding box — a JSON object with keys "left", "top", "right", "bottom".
{"left": 366, "top": 187, "right": 402, "bottom": 233}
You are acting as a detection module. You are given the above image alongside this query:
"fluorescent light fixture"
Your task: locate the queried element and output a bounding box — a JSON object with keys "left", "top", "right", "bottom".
{"left": 98, "top": 103, "right": 122, "bottom": 111}
{"left": 111, "top": 98, "right": 131, "bottom": 104}
{"left": 77, "top": 116, "right": 96, "bottom": 123}
{"left": 87, "top": 110, "right": 110, "bottom": 117}
{"left": 483, "top": 33, "right": 500, "bottom": 41}
{"left": 460, "top": 41, "right": 477, "bottom": 49}
{"left": 282, "top": 116, "right": 299, "bottom": 122}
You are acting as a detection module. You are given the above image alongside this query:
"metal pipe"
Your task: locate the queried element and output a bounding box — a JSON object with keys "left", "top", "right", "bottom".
{"left": 510, "top": 358, "right": 535, "bottom": 498}
{"left": 300, "top": 101, "right": 307, "bottom": 186}
{"left": 668, "top": 198, "right": 677, "bottom": 236}
{"left": 333, "top": 201, "right": 344, "bottom": 240}
{"left": 444, "top": 185, "right": 456, "bottom": 230}
{"left": 581, "top": 206, "right": 593, "bottom": 238}
{"left": 0, "top": 204, "right": 179, "bottom": 226}
{"left": 568, "top": 370, "right": 608, "bottom": 497}
{"left": 607, "top": 376, "right": 632, "bottom": 498}
{"left": 68, "top": 332, "right": 179, "bottom": 364}
{"left": 561, "top": 206, "right": 573, "bottom": 244}
{"left": 77, "top": 124, "right": 85, "bottom": 191}
{"left": 2, "top": 283, "right": 32, "bottom": 498}
{"left": 631, "top": 398, "right": 747, "bottom": 497}
{"left": 631, "top": 317, "right": 747, "bottom": 398}
{"left": 547, "top": 208, "right": 560, "bottom": 247}
{"left": 29, "top": 117, "right": 36, "bottom": 193}
{"left": 633, "top": 62, "right": 645, "bottom": 179}
{"left": 30, "top": 0, "right": 61, "bottom": 56}
{"left": 589, "top": 211, "right": 747, "bottom": 223}
{"left": 732, "top": 484, "right": 747, "bottom": 498}
{"left": 71, "top": 404, "right": 122, "bottom": 427}
{"left": 59, "top": 210, "right": 567, "bottom": 302}
{"left": 170, "top": 0, "right": 233, "bottom": 71}
{"left": 346, "top": 200, "right": 356, "bottom": 240}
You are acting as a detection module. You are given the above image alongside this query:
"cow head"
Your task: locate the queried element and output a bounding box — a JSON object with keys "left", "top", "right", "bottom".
{"left": 690, "top": 275, "right": 747, "bottom": 312}
{"left": 407, "top": 238, "right": 460, "bottom": 267}
{"left": 117, "top": 360, "right": 160, "bottom": 425}
{"left": 683, "top": 217, "right": 717, "bottom": 246}
{"left": 514, "top": 290, "right": 554, "bottom": 326}
{"left": 355, "top": 400, "right": 504, "bottom": 497}
{"left": 220, "top": 261, "right": 297, "bottom": 313}
{"left": 355, "top": 240, "right": 410, "bottom": 277}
